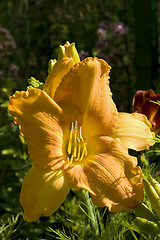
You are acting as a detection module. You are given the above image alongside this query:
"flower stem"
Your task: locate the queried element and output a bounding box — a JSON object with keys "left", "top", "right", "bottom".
{"left": 81, "top": 189, "right": 100, "bottom": 237}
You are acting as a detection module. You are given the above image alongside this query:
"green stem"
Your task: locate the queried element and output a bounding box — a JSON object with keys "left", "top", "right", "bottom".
{"left": 81, "top": 189, "right": 100, "bottom": 237}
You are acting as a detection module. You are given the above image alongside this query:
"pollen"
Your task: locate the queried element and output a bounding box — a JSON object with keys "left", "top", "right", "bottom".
{"left": 67, "top": 121, "right": 87, "bottom": 164}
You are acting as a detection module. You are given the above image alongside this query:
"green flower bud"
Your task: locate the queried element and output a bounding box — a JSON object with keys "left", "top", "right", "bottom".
{"left": 134, "top": 217, "right": 160, "bottom": 236}
{"left": 148, "top": 175, "right": 160, "bottom": 197}
{"left": 58, "top": 45, "right": 65, "bottom": 60}
{"left": 134, "top": 203, "right": 158, "bottom": 223}
{"left": 139, "top": 152, "right": 149, "bottom": 167}
{"left": 48, "top": 59, "right": 57, "bottom": 74}
{"left": 143, "top": 178, "right": 160, "bottom": 219}
{"left": 27, "top": 77, "right": 44, "bottom": 90}
{"left": 58, "top": 41, "right": 80, "bottom": 64}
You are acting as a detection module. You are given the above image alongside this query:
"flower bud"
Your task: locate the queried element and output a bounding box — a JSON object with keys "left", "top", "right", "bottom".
{"left": 134, "top": 203, "right": 158, "bottom": 222}
{"left": 139, "top": 152, "right": 149, "bottom": 167}
{"left": 132, "top": 89, "right": 155, "bottom": 113}
{"left": 148, "top": 175, "right": 160, "bottom": 197}
{"left": 58, "top": 41, "right": 80, "bottom": 64}
{"left": 48, "top": 59, "right": 57, "bottom": 74}
{"left": 27, "top": 77, "right": 44, "bottom": 90}
{"left": 132, "top": 89, "right": 160, "bottom": 134}
{"left": 133, "top": 217, "right": 160, "bottom": 236}
{"left": 143, "top": 178, "right": 160, "bottom": 219}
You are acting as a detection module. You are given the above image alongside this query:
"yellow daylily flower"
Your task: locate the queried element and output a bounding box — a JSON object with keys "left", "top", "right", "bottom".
{"left": 9, "top": 56, "right": 154, "bottom": 222}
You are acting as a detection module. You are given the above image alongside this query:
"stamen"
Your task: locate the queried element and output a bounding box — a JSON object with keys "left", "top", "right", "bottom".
{"left": 84, "top": 139, "right": 87, "bottom": 156}
{"left": 67, "top": 122, "right": 74, "bottom": 155}
{"left": 70, "top": 155, "right": 74, "bottom": 165}
{"left": 75, "top": 138, "right": 81, "bottom": 161}
{"left": 73, "top": 121, "right": 77, "bottom": 157}
{"left": 67, "top": 121, "right": 87, "bottom": 164}
{"left": 79, "top": 147, "right": 85, "bottom": 161}
{"left": 67, "top": 157, "right": 70, "bottom": 165}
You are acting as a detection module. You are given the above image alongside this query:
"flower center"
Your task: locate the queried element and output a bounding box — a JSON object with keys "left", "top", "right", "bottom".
{"left": 67, "top": 120, "right": 87, "bottom": 164}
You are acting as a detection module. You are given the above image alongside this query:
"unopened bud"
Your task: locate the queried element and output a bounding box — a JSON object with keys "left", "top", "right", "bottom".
{"left": 139, "top": 152, "right": 149, "bottom": 167}
{"left": 58, "top": 41, "right": 80, "bottom": 64}
{"left": 134, "top": 203, "right": 158, "bottom": 223}
{"left": 27, "top": 77, "right": 44, "bottom": 90}
{"left": 48, "top": 59, "right": 57, "bottom": 74}
{"left": 143, "top": 178, "right": 160, "bottom": 219}
{"left": 134, "top": 217, "right": 160, "bottom": 236}
{"left": 148, "top": 175, "right": 160, "bottom": 197}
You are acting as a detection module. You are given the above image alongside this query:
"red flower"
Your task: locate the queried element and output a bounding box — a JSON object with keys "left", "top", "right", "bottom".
{"left": 133, "top": 90, "right": 160, "bottom": 134}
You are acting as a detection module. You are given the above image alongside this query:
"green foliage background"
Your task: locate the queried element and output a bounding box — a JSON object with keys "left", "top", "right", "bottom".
{"left": 0, "top": 0, "right": 160, "bottom": 239}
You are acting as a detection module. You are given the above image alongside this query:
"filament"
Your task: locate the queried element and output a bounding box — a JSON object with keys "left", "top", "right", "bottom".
{"left": 67, "top": 121, "right": 87, "bottom": 164}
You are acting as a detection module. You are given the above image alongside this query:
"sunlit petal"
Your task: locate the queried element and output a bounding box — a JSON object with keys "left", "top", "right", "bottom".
{"left": 111, "top": 113, "right": 155, "bottom": 151}
{"left": 44, "top": 58, "right": 74, "bottom": 99}
{"left": 20, "top": 165, "right": 70, "bottom": 222}
{"left": 8, "top": 88, "right": 65, "bottom": 170}
{"left": 54, "top": 57, "right": 118, "bottom": 137}
{"left": 65, "top": 137, "right": 143, "bottom": 212}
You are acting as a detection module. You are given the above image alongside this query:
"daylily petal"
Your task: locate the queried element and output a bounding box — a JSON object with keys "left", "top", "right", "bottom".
{"left": 65, "top": 137, "right": 143, "bottom": 212}
{"left": 44, "top": 58, "right": 74, "bottom": 99}
{"left": 8, "top": 88, "right": 65, "bottom": 170}
{"left": 111, "top": 113, "right": 154, "bottom": 151}
{"left": 54, "top": 57, "right": 118, "bottom": 137}
{"left": 20, "top": 165, "right": 70, "bottom": 221}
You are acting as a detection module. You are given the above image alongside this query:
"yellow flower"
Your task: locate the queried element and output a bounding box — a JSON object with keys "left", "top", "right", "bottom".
{"left": 8, "top": 56, "right": 154, "bottom": 222}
